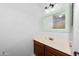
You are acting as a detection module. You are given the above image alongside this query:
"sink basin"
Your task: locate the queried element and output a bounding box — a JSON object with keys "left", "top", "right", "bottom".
{"left": 48, "top": 37, "right": 54, "bottom": 41}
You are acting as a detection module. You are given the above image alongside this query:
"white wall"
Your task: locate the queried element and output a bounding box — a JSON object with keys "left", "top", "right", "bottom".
{"left": 0, "top": 3, "right": 43, "bottom": 56}
{"left": 73, "top": 3, "right": 79, "bottom": 52}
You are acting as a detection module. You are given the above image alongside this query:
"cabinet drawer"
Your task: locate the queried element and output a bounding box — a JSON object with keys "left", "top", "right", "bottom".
{"left": 45, "top": 46, "right": 70, "bottom": 56}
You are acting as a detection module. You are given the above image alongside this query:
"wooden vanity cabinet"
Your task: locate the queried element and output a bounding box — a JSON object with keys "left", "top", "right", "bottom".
{"left": 34, "top": 40, "right": 71, "bottom": 56}
{"left": 34, "top": 40, "right": 45, "bottom": 56}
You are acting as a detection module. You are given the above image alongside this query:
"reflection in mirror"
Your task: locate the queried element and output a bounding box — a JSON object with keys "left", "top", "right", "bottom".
{"left": 53, "top": 12, "right": 65, "bottom": 29}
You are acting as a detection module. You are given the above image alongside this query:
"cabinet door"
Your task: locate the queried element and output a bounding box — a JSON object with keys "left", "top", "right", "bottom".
{"left": 34, "top": 40, "right": 45, "bottom": 56}
{"left": 45, "top": 46, "right": 57, "bottom": 56}
{"left": 45, "top": 51, "right": 57, "bottom": 56}
{"left": 45, "top": 46, "right": 70, "bottom": 56}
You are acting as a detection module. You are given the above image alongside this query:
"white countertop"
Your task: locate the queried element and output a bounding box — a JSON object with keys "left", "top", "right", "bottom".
{"left": 33, "top": 35, "right": 72, "bottom": 55}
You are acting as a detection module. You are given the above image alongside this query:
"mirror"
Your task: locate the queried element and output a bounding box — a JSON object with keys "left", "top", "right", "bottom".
{"left": 53, "top": 12, "right": 65, "bottom": 29}
{"left": 42, "top": 3, "right": 72, "bottom": 32}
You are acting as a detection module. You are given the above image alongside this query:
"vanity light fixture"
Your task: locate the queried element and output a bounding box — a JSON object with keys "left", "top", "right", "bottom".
{"left": 44, "top": 3, "right": 56, "bottom": 14}
{"left": 44, "top": 3, "right": 55, "bottom": 9}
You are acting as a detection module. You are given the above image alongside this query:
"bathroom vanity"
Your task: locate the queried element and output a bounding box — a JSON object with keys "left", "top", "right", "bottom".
{"left": 34, "top": 36, "right": 72, "bottom": 56}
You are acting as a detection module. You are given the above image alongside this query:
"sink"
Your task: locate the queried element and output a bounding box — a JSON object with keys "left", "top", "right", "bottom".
{"left": 48, "top": 37, "right": 54, "bottom": 41}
